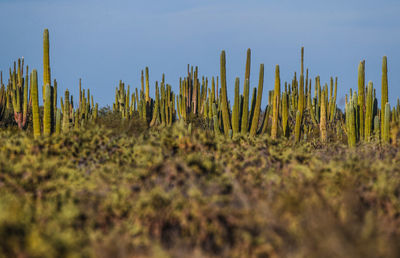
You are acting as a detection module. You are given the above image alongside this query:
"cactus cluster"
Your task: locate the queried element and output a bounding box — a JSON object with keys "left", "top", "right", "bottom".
{"left": 113, "top": 71, "right": 176, "bottom": 126}
{"left": 0, "top": 29, "right": 98, "bottom": 138}
{"left": 0, "top": 30, "right": 398, "bottom": 147}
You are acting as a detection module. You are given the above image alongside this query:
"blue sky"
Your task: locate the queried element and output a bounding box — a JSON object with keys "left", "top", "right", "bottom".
{"left": 0, "top": 0, "right": 399, "bottom": 108}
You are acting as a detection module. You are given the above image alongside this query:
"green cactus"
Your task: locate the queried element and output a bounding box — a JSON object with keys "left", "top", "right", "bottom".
{"left": 232, "top": 77, "right": 240, "bottom": 134}
{"left": 320, "top": 89, "right": 327, "bottom": 142}
{"left": 381, "top": 56, "right": 388, "bottom": 140}
{"left": 374, "top": 115, "right": 380, "bottom": 141}
{"left": 294, "top": 110, "right": 301, "bottom": 143}
{"left": 43, "top": 29, "right": 51, "bottom": 102}
{"left": 282, "top": 91, "right": 289, "bottom": 137}
{"left": 212, "top": 103, "right": 220, "bottom": 135}
{"left": 384, "top": 102, "right": 390, "bottom": 143}
{"left": 241, "top": 79, "right": 250, "bottom": 134}
{"left": 55, "top": 108, "right": 61, "bottom": 134}
{"left": 31, "top": 70, "right": 40, "bottom": 138}
{"left": 145, "top": 67, "right": 150, "bottom": 102}
{"left": 358, "top": 61, "right": 365, "bottom": 139}
{"left": 346, "top": 97, "right": 356, "bottom": 147}
{"left": 63, "top": 89, "right": 70, "bottom": 132}
{"left": 365, "top": 81, "right": 373, "bottom": 141}
{"left": 271, "top": 65, "right": 280, "bottom": 139}
{"left": 43, "top": 84, "right": 52, "bottom": 136}
{"left": 10, "top": 60, "right": 29, "bottom": 129}
{"left": 219, "top": 51, "right": 232, "bottom": 136}
{"left": 74, "top": 110, "right": 79, "bottom": 130}
{"left": 249, "top": 64, "right": 264, "bottom": 137}
{"left": 298, "top": 47, "right": 305, "bottom": 120}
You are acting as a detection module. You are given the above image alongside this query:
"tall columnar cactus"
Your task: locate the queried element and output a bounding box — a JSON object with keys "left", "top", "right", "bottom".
{"left": 43, "top": 29, "right": 51, "bottom": 102}
{"left": 271, "top": 65, "right": 280, "bottom": 139}
{"left": 346, "top": 97, "right": 356, "bottom": 147}
{"left": 212, "top": 103, "right": 220, "bottom": 135}
{"left": 249, "top": 64, "right": 264, "bottom": 137}
{"left": 63, "top": 89, "right": 70, "bottom": 132}
{"left": 31, "top": 70, "right": 40, "bottom": 138}
{"left": 298, "top": 47, "right": 305, "bottom": 120}
{"left": 381, "top": 56, "right": 388, "bottom": 140}
{"left": 320, "top": 89, "right": 327, "bottom": 142}
{"left": 358, "top": 61, "right": 365, "bottom": 139}
{"left": 294, "top": 110, "right": 301, "bottom": 143}
{"left": 219, "top": 51, "right": 231, "bottom": 136}
{"left": 145, "top": 67, "right": 150, "bottom": 102}
{"left": 330, "top": 77, "right": 338, "bottom": 122}
{"left": 55, "top": 108, "right": 61, "bottom": 134}
{"left": 43, "top": 84, "right": 52, "bottom": 136}
{"left": 365, "top": 81, "right": 374, "bottom": 141}
{"left": 53, "top": 79, "right": 57, "bottom": 117}
{"left": 241, "top": 79, "right": 250, "bottom": 134}
{"left": 384, "top": 102, "right": 390, "bottom": 143}
{"left": 232, "top": 77, "right": 240, "bottom": 134}
{"left": 282, "top": 91, "right": 288, "bottom": 137}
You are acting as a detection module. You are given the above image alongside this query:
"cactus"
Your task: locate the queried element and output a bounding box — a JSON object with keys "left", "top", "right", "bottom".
{"left": 294, "top": 110, "right": 301, "bottom": 143}
{"left": 365, "top": 81, "right": 373, "bottom": 141}
{"left": 63, "top": 89, "right": 70, "bottom": 132}
{"left": 320, "top": 89, "right": 327, "bottom": 142}
{"left": 43, "top": 29, "right": 51, "bottom": 102}
{"left": 374, "top": 115, "right": 380, "bottom": 140}
{"left": 31, "top": 70, "right": 40, "bottom": 138}
{"left": 383, "top": 102, "right": 390, "bottom": 143}
{"left": 10, "top": 60, "right": 29, "bottom": 129}
{"left": 145, "top": 67, "right": 150, "bottom": 102}
{"left": 346, "top": 97, "right": 356, "bottom": 147}
{"left": 74, "top": 111, "right": 79, "bottom": 130}
{"left": 271, "top": 65, "right": 280, "bottom": 139}
{"left": 282, "top": 91, "right": 289, "bottom": 137}
{"left": 381, "top": 56, "right": 388, "bottom": 140}
{"left": 232, "top": 78, "right": 240, "bottom": 134}
{"left": 55, "top": 108, "right": 61, "bottom": 134}
{"left": 43, "top": 84, "right": 52, "bottom": 136}
{"left": 298, "top": 47, "right": 305, "bottom": 120}
{"left": 212, "top": 103, "right": 220, "bottom": 135}
{"left": 249, "top": 64, "right": 264, "bottom": 137}
{"left": 241, "top": 79, "right": 250, "bottom": 134}
{"left": 330, "top": 77, "right": 338, "bottom": 122}
{"left": 358, "top": 61, "right": 365, "bottom": 139}
{"left": 219, "top": 51, "right": 231, "bottom": 136}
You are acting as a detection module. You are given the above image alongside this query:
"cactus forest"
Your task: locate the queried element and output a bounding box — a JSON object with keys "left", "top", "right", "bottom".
{"left": 0, "top": 29, "right": 400, "bottom": 258}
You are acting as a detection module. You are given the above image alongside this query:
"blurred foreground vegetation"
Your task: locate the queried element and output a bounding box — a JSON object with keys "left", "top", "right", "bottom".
{"left": 1, "top": 113, "right": 400, "bottom": 258}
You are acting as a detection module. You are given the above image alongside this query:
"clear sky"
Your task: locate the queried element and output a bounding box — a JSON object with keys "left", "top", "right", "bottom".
{"left": 0, "top": 0, "right": 399, "bottom": 108}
